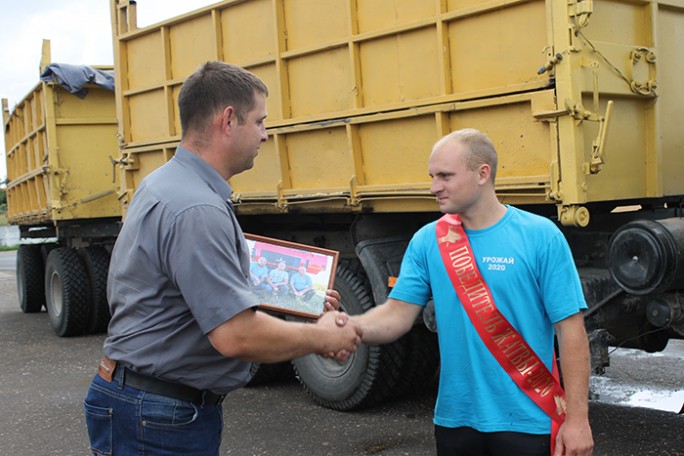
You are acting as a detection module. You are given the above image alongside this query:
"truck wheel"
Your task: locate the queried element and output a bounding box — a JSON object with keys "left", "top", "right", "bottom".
{"left": 292, "top": 265, "right": 406, "bottom": 411}
{"left": 78, "top": 246, "right": 111, "bottom": 334}
{"left": 45, "top": 248, "right": 89, "bottom": 337}
{"left": 388, "top": 323, "right": 440, "bottom": 399}
{"left": 40, "top": 243, "right": 59, "bottom": 263}
{"left": 16, "top": 244, "right": 45, "bottom": 313}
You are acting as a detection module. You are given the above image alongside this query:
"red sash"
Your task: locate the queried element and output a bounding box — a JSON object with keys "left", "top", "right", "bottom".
{"left": 436, "top": 214, "right": 565, "bottom": 454}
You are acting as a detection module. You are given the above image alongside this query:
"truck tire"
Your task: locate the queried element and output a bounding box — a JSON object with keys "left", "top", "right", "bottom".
{"left": 40, "top": 243, "right": 59, "bottom": 263}
{"left": 16, "top": 244, "right": 45, "bottom": 313}
{"left": 292, "top": 264, "right": 406, "bottom": 411}
{"left": 78, "top": 246, "right": 111, "bottom": 334}
{"left": 45, "top": 248, "right": 90, "bottom": 337}
{"left": 387, "top": 323, "right": 440, "bottom": 399}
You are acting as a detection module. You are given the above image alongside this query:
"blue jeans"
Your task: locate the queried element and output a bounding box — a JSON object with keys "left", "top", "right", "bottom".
{"left": 84, "top": 368, "right": 223, "bottom": 455}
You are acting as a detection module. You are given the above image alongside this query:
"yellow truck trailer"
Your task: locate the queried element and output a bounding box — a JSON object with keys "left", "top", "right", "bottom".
{"left": 109, "top": 0, "right": 684, "bottom": 410}
{"left": 4, "top": 0, "right": 673, "bottom": 409}
{"left": 109, "top": 0, "right": 684, "bottom": 409}
{"left": 2, "top": 41, "right": 121, "bottom": 337}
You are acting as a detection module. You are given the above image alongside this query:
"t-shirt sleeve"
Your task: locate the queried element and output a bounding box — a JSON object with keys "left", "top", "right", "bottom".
{"left": 538, "top": 229, "right": 588, "bottom": 323}
{"left": 388, "top": 228, "right": 432, "bottom": 306}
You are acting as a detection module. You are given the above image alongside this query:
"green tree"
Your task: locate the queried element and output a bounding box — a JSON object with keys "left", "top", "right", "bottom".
{"left": 0, "top": 189, "right": 6, "bottom": 225}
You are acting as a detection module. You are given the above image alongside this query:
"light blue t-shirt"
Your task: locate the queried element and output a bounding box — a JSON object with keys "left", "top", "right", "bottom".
{"left": 291, "top": 273, "right": 313, "bottom": 291}
{"left": 389, "top": 206, "right": 586, "bottom": 434}
{"left": 268, "top": 268, "right": 289, "bottom": 285}
{"left": 250, "top": 262, "right": 269, "bottom": 280}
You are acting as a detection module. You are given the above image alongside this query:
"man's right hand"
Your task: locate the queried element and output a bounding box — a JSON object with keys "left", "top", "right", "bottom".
{"left": 208, "top": 306, "right": 363, "bottom": 364}
{"left": 315, "top": 311, "right": 362, "bottom": 360}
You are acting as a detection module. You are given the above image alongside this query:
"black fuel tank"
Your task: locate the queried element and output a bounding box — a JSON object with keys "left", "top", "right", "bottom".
{"left": 608, "top": 218, "right": 684, "bottom": 295}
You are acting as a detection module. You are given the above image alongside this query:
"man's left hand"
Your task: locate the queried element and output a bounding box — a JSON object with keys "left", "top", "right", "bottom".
{"left": 323, "top": 289, "right": 341, "bottom": 311}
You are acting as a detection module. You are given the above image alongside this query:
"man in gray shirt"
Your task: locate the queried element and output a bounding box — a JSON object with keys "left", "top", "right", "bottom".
{"left": 84, "top": 61, "right": 362, "bottom": 456}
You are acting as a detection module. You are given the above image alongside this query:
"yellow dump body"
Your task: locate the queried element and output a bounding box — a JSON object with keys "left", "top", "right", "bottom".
{"left": 111, "top": 0, "right": 684, "bottom": 226}
{"left": 3, "top": 76, "right": 120, "bottom": 226}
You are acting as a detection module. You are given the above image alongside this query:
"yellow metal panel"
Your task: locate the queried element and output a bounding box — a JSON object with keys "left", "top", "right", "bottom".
{"left": 282, "top": 0, "right": 348, "bottom": 50}
{"left": 248, "top": 64, "right": 281, "bottom": 123}
{"left": 548, "top": 0, "right": 684, "bottom": 216}
{"left": 110, "top": 0, "right": 684, "bottom": 222}
{"left": 128, "top": 90, "right": 169, "bottom": 145}
{"left": 357, "top": 115, "right": 434, "bottom": 187}
{"left": 283, "top": 127, "right": 354, "bottom": 189}
{"left": 51, "top": 123, "right": 119, "bottom": 220}
{"left": 220, "top": 0, "right": 276, "bottom": 62}
{"left": 170, "top": 85, "right": 183, "bottom": 139}
{"left": 448, "top": 1, "right": 548, "bottom": 95}
{"left": 446, "top": 0, "right": 492, "bottom": 10}
{"left": 356, "top": 0, "right": 438, "bottom": 33}
{"left": 7, "top": 85, "right": 45, "bottom": 179}
{"left": 125, "top": 31, "right": 166, "bottom": 88}
{"left": 359, "top": 28, "right": 442, "bottom": 107}
{"left": 447, "top": 98, "right": 553, "bottom": 188}
{"left": 581, "top": 96, "right": 648, "bottom": 201}
{"left": 4, "top": 81, "right": 120, "bottom": 225}
{"left": 657, "top": 5, "right": 684, "bottom": 196}
{"left": 287, "top": 47, "right": 355, "bottom": 117}
{"left": 583, "top": 0, "right": 646, "bottom": 44}
{"left": 113, "top": 0, "right": 555, "bottom": 143}
{"left": 53, "top": 86, "right": 114, "bottom": 118}
{"left": 168, "top": 14, "right": 217, "bottom": 79}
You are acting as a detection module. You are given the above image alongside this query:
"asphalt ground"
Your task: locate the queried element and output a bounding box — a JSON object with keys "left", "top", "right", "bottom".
{"left": 1, "top": 250, "right": 683, "bottom": 455}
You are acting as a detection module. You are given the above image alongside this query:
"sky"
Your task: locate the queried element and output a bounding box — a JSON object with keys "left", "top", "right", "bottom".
{"left": 0, "top": 0, "right": 218, "bottom": 185}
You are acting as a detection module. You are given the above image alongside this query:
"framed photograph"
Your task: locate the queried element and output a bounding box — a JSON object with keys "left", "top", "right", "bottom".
{"left": 244, "top": 233, "right": 339, "bottom": 320}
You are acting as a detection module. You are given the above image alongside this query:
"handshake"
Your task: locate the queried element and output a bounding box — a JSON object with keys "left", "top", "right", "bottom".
{"left": 315, "top": 290, "right": 364, "bottom": 362}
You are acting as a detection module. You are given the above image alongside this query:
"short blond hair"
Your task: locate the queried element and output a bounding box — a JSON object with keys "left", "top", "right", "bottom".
{"left": 433, "top": 129, "right": 498, "bottom": 183}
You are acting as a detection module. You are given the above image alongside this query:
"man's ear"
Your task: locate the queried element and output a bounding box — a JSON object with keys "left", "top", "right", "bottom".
{"left": 478, "top": 163, "right": 492, "bottom": 184}
{"left": 221, "top": 106, "right": 236, "bottom": 133}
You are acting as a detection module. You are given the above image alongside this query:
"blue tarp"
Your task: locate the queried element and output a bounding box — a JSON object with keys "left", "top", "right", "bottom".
{"left": 40, "top": 63, "right": 115, "bottom": 99}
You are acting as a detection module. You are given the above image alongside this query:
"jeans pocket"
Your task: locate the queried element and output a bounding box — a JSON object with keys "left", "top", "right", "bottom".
{"left": 141, "top": 393, "right": 198, "bottom": 428}
{"left": 84, "top": 400, "right": 113, "bottom": 456}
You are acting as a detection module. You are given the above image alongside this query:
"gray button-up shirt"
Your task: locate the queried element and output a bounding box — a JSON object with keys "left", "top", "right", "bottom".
{"left": 104, "top": 146, "right": 258, "bottom": 393}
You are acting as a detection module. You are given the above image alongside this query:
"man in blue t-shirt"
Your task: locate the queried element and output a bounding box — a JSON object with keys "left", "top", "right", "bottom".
{"left": 250, "top": 256, "right": 272, "bottom": 294}
{"left": 290, "top": 266, "right": 316, "bottom": 301}
{"left": 348, "top": 129, "right": 594, "bottom": 456}
{"left": 267, "top": 260, "right": 289, "bottom": 296}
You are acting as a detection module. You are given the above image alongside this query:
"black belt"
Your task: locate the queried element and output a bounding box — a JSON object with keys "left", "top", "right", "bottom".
{"left": 117, "top": 365, "right": 225, "bottom": 406}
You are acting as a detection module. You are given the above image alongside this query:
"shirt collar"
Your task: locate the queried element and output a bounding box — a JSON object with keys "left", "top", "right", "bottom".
{"left": 174, "top": 145, "right": 234, "bottom": 203}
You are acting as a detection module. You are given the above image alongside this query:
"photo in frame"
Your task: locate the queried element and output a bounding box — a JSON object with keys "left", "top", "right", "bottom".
{"left": 244, "top": 234, "right": 339, "bottom": 319}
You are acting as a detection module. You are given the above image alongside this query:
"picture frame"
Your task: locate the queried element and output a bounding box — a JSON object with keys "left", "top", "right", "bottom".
{"left": 244, "top": 233, "right": 339, "bottom": 320}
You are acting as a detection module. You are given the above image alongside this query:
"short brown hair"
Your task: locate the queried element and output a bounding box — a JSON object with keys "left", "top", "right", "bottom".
{"left": 178, "top": 61, "right": 268, "bottom": 136}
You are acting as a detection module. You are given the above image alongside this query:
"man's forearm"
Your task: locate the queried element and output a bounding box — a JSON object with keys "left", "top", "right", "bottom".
{"left": 556, "top": 313, "right": 591, "bottom": 421}
{"left": 209, "top": 309, "right": 361, "bottom": 363}
{"left": 352, "top": 299, "right": 421, "bottom": 345}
